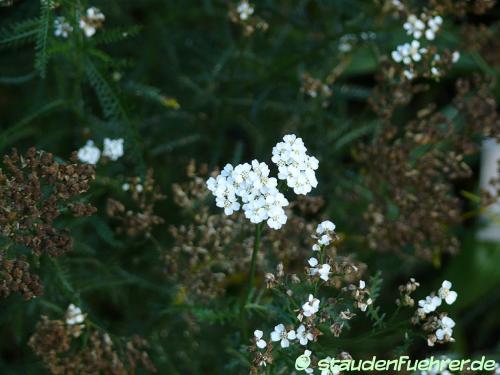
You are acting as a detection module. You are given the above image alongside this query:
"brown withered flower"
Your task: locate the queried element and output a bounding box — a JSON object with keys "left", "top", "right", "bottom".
{"left": 0, "top": 253, "right": 43, "bottom": 299}
{"left": 0, "top": 147, "right": 96, "bottom": 257}
{"left": 107, "top": 169, "right": 165, "bottom": 237}
{"left": 429, "top": 0, "right": 496, "bottom": 16}
{"left": 360, "top": 77, "right": 500, "bottom": 262}
{"left": 0, "top": 148, "right": 95, "bottom": 299}
{"left": 29, "top": 314, "right": 156, "bottom": 375}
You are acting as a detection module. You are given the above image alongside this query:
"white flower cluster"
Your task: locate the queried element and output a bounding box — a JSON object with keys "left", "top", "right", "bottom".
{"left": 253, "top": 293, "right": 320, "bottom": 354}
{"left": 207, "top": 134, "right": 318, "bottom": 230}
{"left": 417, "top": 280, "right": 457, "bottom": 315}
{"left": 301, "top": 293, "right": 320, "bottom": 318}
{"left": 236, "top": 1, "right": 254, "bottom": 20}
{"left": 253, "top": 329, "right": 267, "bottom": 349}
{"left": 79, "top": 6, "right": 105, "bottom": 37}
{"left": 435, "top": 315, "right": 455, "bottom": 343}
{"left": 308, "top": 257, "right": 330, "bottom": 281}
{"left": 392, "top": 40, "right": 427, "bottom": 66}
{"left": 416, "top": 280, "right": 458, "bottom": 346}
{"left": 54, "top": 16, "right": 73, "bottom": 38}
{"left": 392, "top": 13, "right": 460, "bottom": 80}
{"left": 65, "top": 303, "right": 86, "bottom": 337}
{"left": 77, "top": 138, "right": 124, "bottom": 165}
{"left": 403, "top": 14, "right": 442, "bottom": 41}
{"left": 272, "top": 134, "right": 318, "bottom": 195}
{"left": 65, "top": 303, "right": 86, "bottom": 325}
{"left": 207, "top": 161, "right": 288, "bottom": 229}
{"left": 312, "top": 220, "right": 336, "bottom": 251}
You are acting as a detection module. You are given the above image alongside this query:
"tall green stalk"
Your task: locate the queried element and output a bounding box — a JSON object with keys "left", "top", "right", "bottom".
{"left": 240, "top": 222, "right": 263, "bottom": 338}
{"left": 247, "top": 222, "right": 263, "bottom": 303}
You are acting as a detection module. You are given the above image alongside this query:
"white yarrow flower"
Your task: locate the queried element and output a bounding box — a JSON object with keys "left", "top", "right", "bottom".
{"left": 316, "top": 220, "right": 336, "bottom": 234}
{"left": 302, "top": 294, "right": 320, "bottom": 317}
{"left": 77, "top": 140, "right": 101, "bottom": 165}
{"left": 237, "top": 1, "right": 254, "bottom": 20}
{"left": 308, "top": 257, "right": 330, "bottom": 281}
{"left": 272, "top": 134, "right": 319, "bottom": 195}
{"left": 254, "top": 329, "right": 267, "bottom": 349}
{"left": 438, "top": 280, "right": 458, "bottom": 305}
{"left": 103, "top": 138, "right": 124, "bottom": 161}
{"left": 54, "top": 17, "right": 73, "bottom": 38}
{"left": 296, "top": 325, "right": 314, "bottom": 346}
{"left": 418, "top": 295, "right": 442, "bottom": 313}
{"left": 435, "top": 316, "right": 455, "bottom": 341}
{"left": 79, "top": 6, "right": 105, "bottom": 37}
{"left": 270, "top": 324, "right": 296, "bottom": 348}
{"left": 65, "top": 304, "right": 86, "bottom": 325}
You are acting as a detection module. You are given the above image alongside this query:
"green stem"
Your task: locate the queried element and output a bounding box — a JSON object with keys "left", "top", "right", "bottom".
{"left": 247, "top": 223, "right": 262, "bottom": 303}
{"left": 240, "top": 222, "right": 263, "bottom": 339}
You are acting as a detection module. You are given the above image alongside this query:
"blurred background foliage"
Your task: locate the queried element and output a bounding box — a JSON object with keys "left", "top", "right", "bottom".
{"left": 1, "top": 0, "right": 500, "bottom": 373}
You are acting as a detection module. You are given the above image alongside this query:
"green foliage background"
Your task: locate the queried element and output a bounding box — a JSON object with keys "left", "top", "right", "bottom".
{"left": 1, "top": 0, "right": 499, "bottom": 373}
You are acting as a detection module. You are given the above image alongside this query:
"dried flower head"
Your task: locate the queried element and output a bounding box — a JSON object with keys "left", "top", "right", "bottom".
{"left": 107, "top": 169, "right": 165, "bottom": 237}
{"left": 29, "top": 312, "right": 156, "bottom": 375}
{"left": 0, "top": 147, "right": 96, "bottom": 257}
{"left": 0, "top": 254, "right": 43, "bottom": 300}
{"left": 361, "top": 77, "right": 500, "bottom": 261}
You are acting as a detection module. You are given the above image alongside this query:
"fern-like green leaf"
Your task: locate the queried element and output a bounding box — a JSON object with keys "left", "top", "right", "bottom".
{"left": 85, "top": 58, "right": 126, "bottom": 121}
{"left": 34, "top": 1, "right": 51, "bottom": 77}
{"left": 91, "top": 25, "right": 142, "bottom": 46}
{"left": 0, "top": 18, "right": 40, "bottom": 49}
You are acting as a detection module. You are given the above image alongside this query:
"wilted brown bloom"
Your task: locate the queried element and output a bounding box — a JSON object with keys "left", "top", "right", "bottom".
{"left": 369, "top": 61, "right": 429, "bottom": 121}
{"left": 396, "top": 277, "right": 420, "bottom": 307}
{"left": 301, "top": 73, "right": 332, "bottom": 106}
{"left": 0, "top": 254, "right": 43, "bottom": 299}
{"left": 0, "top": 147, "right": 96, "bottom": 257}
{"left": 107, "top": 169, "right": 165, "bottom": 237}
{"left": 29, "top": 315, "right": 156, "bottom": 375}
{"left": 360, "top": 77, "right": 500, "bottom": 261}
{"left": 429, "top": 0, "right": 496, "bottom": 16}
{"left": 461, "top": 22, "right": 500, "bottom": 69}
{"left": 249, "top": 341, "right": 273, "bottom": 374}
{"left": 0, "top": 148, "right": 95, "bottom": 299}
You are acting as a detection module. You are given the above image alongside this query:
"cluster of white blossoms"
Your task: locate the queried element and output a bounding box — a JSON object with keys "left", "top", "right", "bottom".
{"left": 301, "top": 294, "right": 320, "bottom": 318}
{"left": 392, "top": 40, "right": 427, "bottom": 66}
{"left": 312, "top": 220, "right": 336, "bottom": 251}
{"left": 272, "top": 134, "right": 318, "bottom": 195}
{"left": 236, "top": 0, "right": 254, "bottom": 20}
{"left": 391, "top": 12, "right": 460, "bottom": 80}
{"left": 65, "top": 304, "right": 86, "bottom": 337}
{"left": 206, "top": 161, "right": 288, "bottom": 229}
{"left": 79, "top": 6, "right": 105, "bottom": 37}
{"left": 54, "top": 16, "right": 73, "bottom": 38}
{"left": 307, "top": 221, "right": 336, "bottom": 281}
{"left": 65, "top": 304, "right": 86, "bottom": 325}
{"left": 417, "top": 280, "right": 457, "bottom": 315}
{"left": 415, "top": 280, "right": 458, "bottom": 346}
{"left": 403, "top": 14, "right": 442, "bottom": 41}
{"left": 435, "top": 315, "right": 455, "bottom": 343}
{"left": 308, "top": 257, "right": 330, "bottom": 281}
{"left": 253, "top": 294, "right": 320, "bottom": 354}
{"left": 77, "top": 138, "right": 124, "bottom": 165}
{"left": 207, "top": 134, "right": 318, "bottom": 230}
{"left": 253, "top": 329, "right": 267, "bottom": 349}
